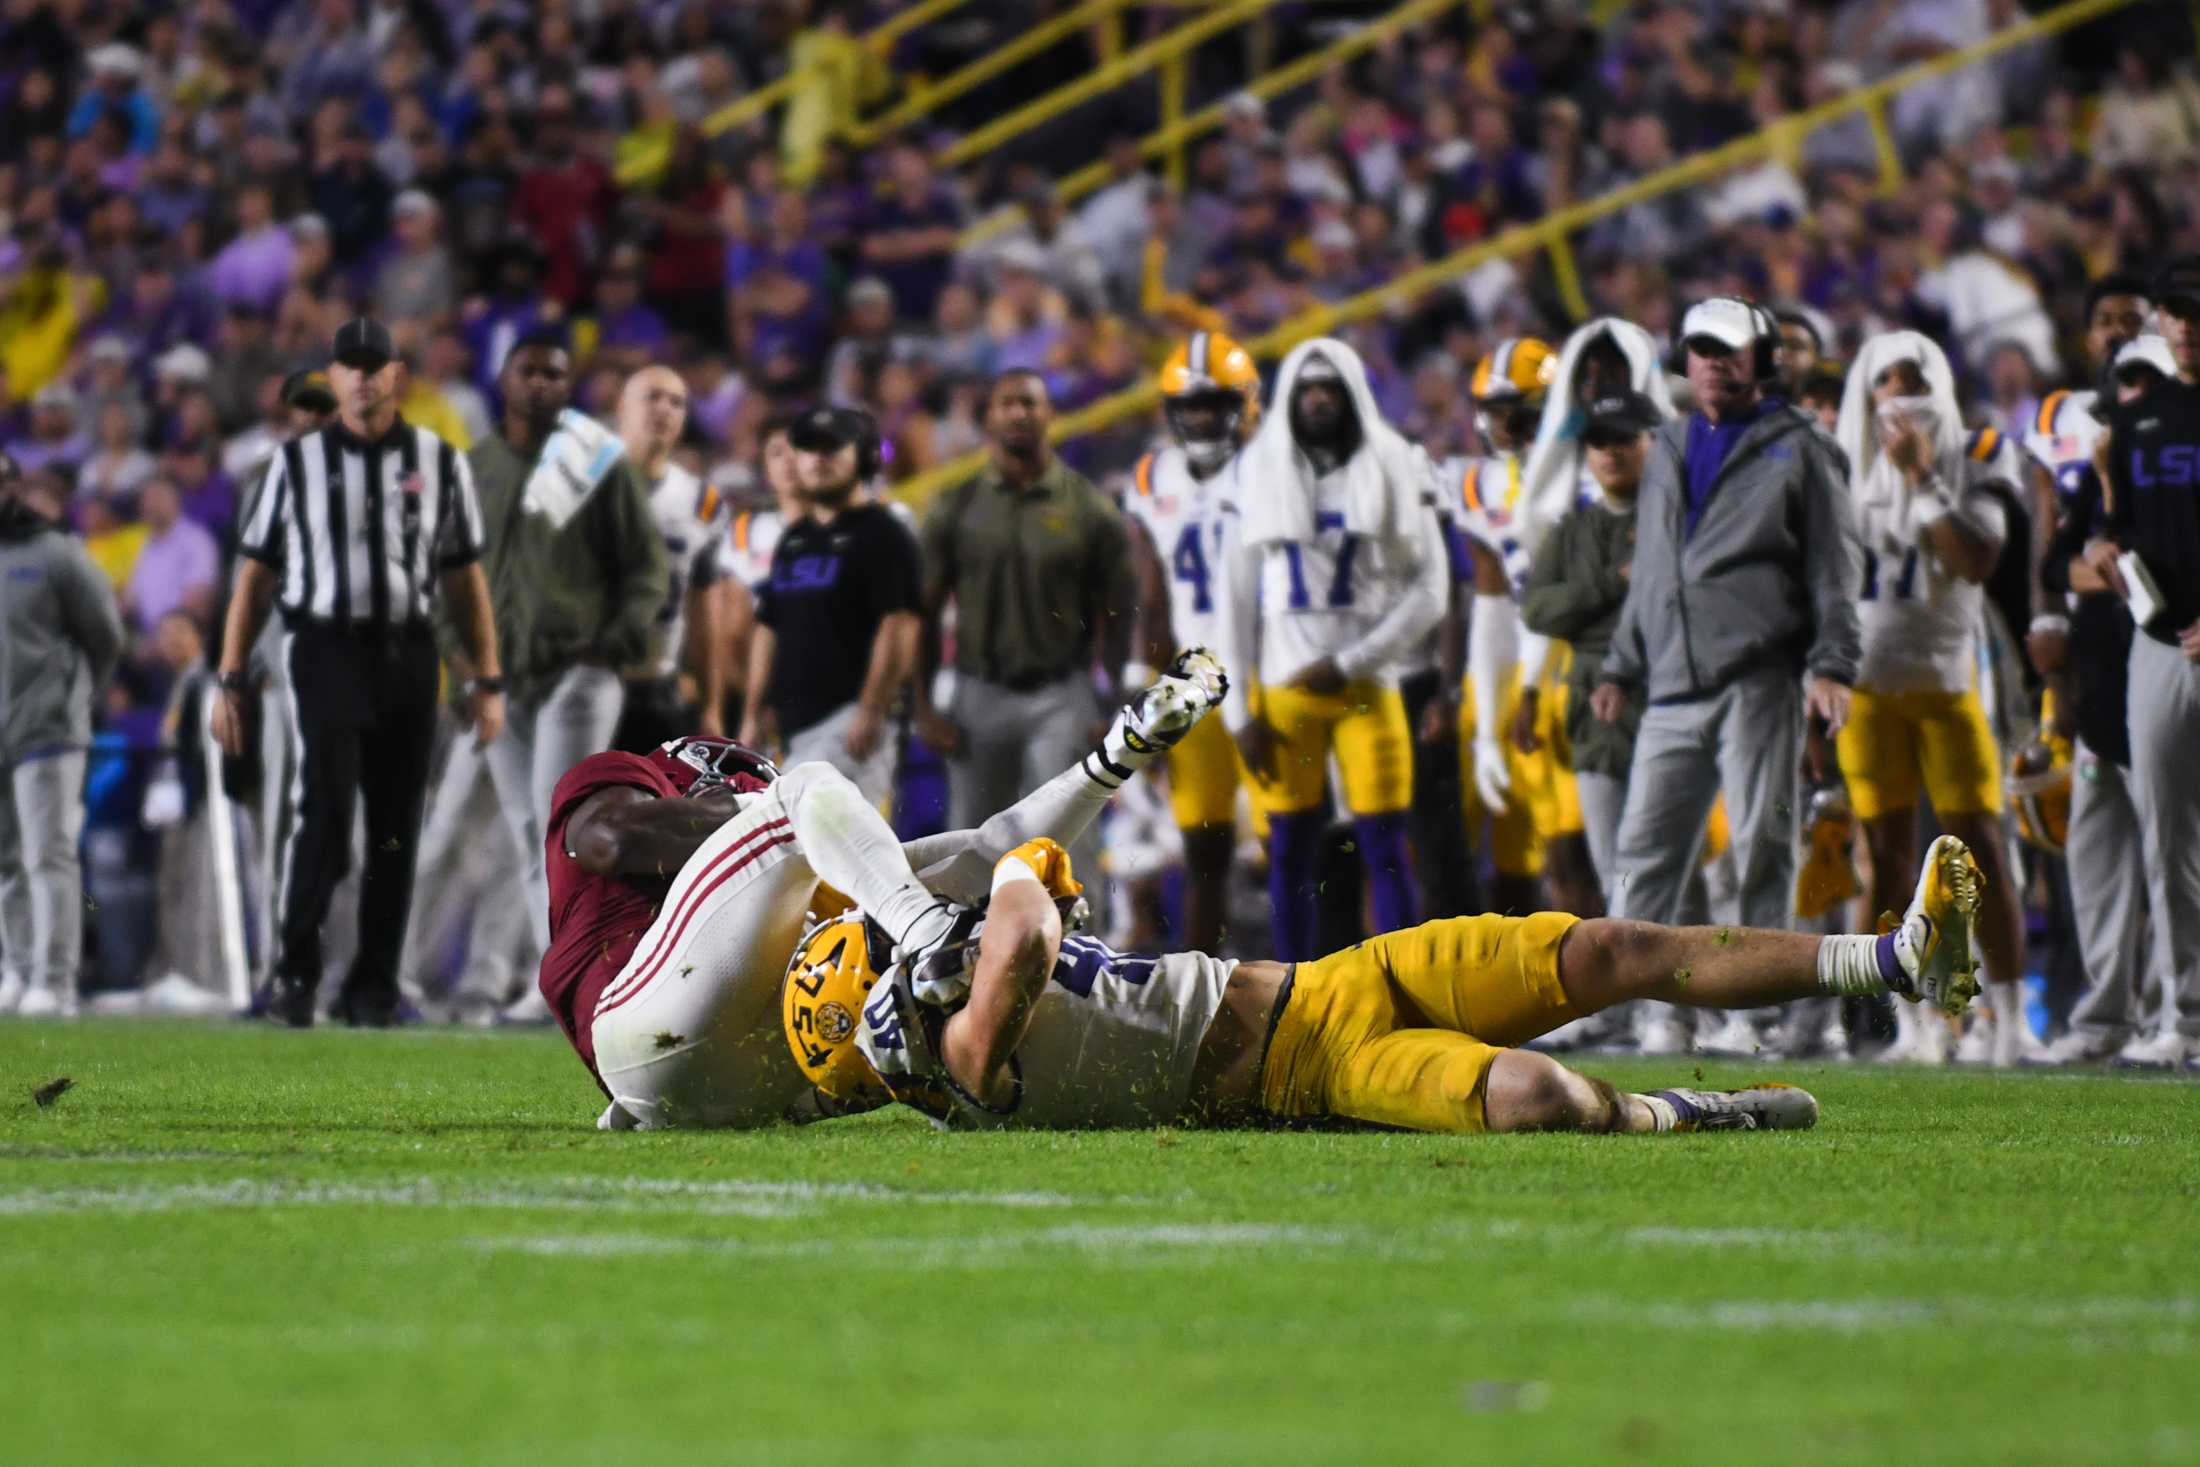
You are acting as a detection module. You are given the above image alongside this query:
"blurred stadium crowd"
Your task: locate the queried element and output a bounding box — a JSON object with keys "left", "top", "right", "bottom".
{"left": 3, "top": 0, "right": 2200, "bottom": 1064}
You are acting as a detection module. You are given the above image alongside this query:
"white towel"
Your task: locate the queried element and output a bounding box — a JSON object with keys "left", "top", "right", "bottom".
{"left": 522, "top": 408, "right": 628, "bottom": 531}
{"left": 1234, "top": 337, "right": 1430, "bottom": 552}
{"left": 1518, "top": 317, "right": 1676, "bottom": 552}
{"left": 1836, "top": 330, "right": 1966, "bottom": 554}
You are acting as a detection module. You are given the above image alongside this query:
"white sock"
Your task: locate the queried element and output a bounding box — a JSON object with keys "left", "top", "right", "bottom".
{"left": 1633, "top": 1093, "right": 1679, "bottom": 1133}
{"left": 1987, "top": 979, "right": 2024, "bottom": 1033}
{"left": 1814, "top": 934, "right": 1886, "bottom": 996}
{"left": 780, "top": 765, "right": 946, "bottom": 949}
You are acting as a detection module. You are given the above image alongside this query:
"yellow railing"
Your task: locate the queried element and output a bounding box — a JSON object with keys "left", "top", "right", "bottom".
{"left": 892, "top": 0, "right": 2142, "bottom": 508}
{"left": 848, "top": 0, "right": 1137, "bottom": 147}
{"left": 960, "top": 0, "right": 1472, "bottom": 247}
{"left": 937, "top": 0, "right": 1276, "bottom": 168}
{"left": 617, "top": 0, "right": 988, "bottom": 185}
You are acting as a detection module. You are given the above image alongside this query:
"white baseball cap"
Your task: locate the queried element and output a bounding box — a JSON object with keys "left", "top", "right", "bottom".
{"left": 1679, "top": 297, "right": 1766, "bottom": 355}
{"left": 2113, "top": 333, "right": 2178, "bottom": 382}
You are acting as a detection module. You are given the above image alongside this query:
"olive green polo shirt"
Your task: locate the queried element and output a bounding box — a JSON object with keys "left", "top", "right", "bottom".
{"left": 920, "top": 456, "right": 1132, "bottom": 689}
{"left": 448, "top": 435, "right": 668, "bottom": 697}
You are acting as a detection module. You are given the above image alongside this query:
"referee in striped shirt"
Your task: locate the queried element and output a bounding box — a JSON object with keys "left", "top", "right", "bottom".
{"left": 211, "top": 317, "right": 505, "bottom": 1027}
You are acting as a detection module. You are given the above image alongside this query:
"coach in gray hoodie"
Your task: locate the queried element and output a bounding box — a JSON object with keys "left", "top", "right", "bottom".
{"left": 1590, "top": 298, "right": 1861, "bottom": 939}
{"left": 0, "top": 455, "right": 124, "bottom": 1016}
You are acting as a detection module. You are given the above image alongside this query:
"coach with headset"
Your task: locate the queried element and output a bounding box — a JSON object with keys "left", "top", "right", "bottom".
{"left": 1591, "top": 298, "right": 1863, "bottom": 933}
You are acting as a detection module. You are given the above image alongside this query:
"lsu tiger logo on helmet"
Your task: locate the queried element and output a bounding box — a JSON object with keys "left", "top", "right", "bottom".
{"left": 1159, "top": 330, "right": 1262, "bottom": 471}
{"left": 782, "top": 916, "right": 888, "bottom": 1102}
{"left": 2007, "top": 735, "right": 2071, "bottom": 855}
{"left": 1468, "top": 337, "right": 1557, "bottom": 408}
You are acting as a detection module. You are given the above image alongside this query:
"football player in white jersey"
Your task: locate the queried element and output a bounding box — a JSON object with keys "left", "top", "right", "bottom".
{"left": 1434, "top": 337, "right": 1592, "bottom": 918}
{"left": 785, "top": 823, "right": 1988, "bottom": 1135}
{"left": 1124, "top": 331, "right": 1263, "bottom": 953}
{"left": 614, "top": 366, "right": 731, "bottom": 748}
{"left": 1834, "top": 331, "right": 2033, "bottom": 1065}
{"left": 1214, "top": 339, "right": 1448, "bottom": 961}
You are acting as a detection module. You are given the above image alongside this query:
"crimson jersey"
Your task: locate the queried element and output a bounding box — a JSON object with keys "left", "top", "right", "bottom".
{"left": 539, "top": 750, "right": 684, "bottom": 1086}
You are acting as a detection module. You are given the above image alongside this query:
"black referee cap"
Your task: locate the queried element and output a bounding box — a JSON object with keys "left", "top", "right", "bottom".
{"left": 332, "top": 317, "right": 395, "bottom": 371}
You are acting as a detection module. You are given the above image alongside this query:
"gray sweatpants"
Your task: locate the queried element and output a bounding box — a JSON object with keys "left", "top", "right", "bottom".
{"left": 784, "top": 701, "right": 897, "bottom": 810}
{"left": 1576, "top": 770, "right": 1626, "bottom": 894}
{"left": 0, "top": 751, "right": 89, "bottom": 1002}
{"left": 2063, "top": 740, "right": 2156, "bottom": 1043}
{"left": 946, "top": 672, "right": 1104, "bottom": 918}
{"left": 1609, "top": 666, "right": 1800, "bottom": 932}
{"left": 487, "top": 664, "right": 626, "bottom": 951}
{"left": 2124, "top": 634, "right": 2200, "bottom": 1039}
{"left": 409, "top": 732, "right": 535, "bottom": 1006}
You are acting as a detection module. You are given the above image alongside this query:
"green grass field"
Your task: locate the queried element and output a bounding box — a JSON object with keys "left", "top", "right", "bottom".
{"left": 4, "top": 1021, "right": 2197, "bottom": 1467}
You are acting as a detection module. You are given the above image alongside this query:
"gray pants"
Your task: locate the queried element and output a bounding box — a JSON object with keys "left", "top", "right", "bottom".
{"left": 408, "top": 731, "right": 535, "bottom": 1006}
{"left": 2063, "top": 740, "right": 2155, "bottom": 1042}
{"left": 2124, "top": 634, "right": 2200, "bottom": 1039}
{"left": 0, "top": 751, "right": 88, "bottom": 1001}
{"left": 784, "top": 702, "right": 897, "bottom": 810}
{"left": 947, "top": 672, "right": 1103, "bottom": 913}
{"left": 487, "top": 664, "right": 626, "bottom": 951}
{"left": 1577, "top": 770, "right": 1626, "bottom": 894}
{"left": 1609, "top": 667, "right": 1799, "bottom": 932}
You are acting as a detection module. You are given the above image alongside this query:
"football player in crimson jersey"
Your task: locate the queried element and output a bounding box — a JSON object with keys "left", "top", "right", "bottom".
{"left": 539, "top": 651, "right": 1228, "bottom": 1128}
{"left": 786, "top": 830, "right": 1987, "bottom": 1137}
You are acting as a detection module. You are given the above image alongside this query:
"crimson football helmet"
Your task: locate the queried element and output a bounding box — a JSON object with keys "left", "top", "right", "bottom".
{"left": 647, "top": 735, "right": 779, "bottom": 797}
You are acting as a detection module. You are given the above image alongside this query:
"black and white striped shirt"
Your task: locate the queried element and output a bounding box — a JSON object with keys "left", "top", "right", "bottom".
{"left": 236, "top": 419, "right": 486, "bottom": 628}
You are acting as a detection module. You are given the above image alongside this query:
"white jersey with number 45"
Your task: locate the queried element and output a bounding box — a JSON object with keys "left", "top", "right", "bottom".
{"left": 855, "top": 929, "right": 1232, "bottom": 1130}
{"left": 1126, "top": 445, "right": 1229, "bottom": 653}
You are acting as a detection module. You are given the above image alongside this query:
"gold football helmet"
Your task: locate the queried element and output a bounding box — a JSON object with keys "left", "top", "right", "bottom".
{"left": 781, "top": 916, "right": 888, "bottom": 1103}
{"left": 1159, "top": 330, "right": 1261, "bottom": 470}
{"left": 2008, "top": 735, "right": 2071, "bottom": 856}
{"left": 1468, "top": 337, "right": 1557, "bottom": 407}
{"left": 1793, "top": 785, "right": 1861, "bottom": 920}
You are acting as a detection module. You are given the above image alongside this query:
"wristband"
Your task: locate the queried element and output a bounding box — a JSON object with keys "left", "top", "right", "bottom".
{"left": 217, "top": 670, "right": 251, "bottom": 695}
{"left": 465, "top": 675, "right": 506, "bottom": 696}
{"left": 2028, "top": 614, "right": 2070, "bottom": 637}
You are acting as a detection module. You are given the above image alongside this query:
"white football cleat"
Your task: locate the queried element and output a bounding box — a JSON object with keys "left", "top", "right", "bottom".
{"left": 2023, "top": 1029, "right": 2126, "bottom": 1067}
{"left": 15, "top": 984, "right": 77, "bottom": 1020}
{"left": 1653, "top": 1083, "right": 1820, "bottom": 1132}
{"left": 0, "top": 970, "right": 24, "bottom": 1014}
{"left": 2113, "top": 1030, "right": 2191, "bottom": 1070}
{"left": 1127, "top": 647, "right": 1228, "bottom": 751}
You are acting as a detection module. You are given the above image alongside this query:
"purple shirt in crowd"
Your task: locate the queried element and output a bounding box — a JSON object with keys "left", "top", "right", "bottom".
{"left": 127, "top": 517, "right": 221, "bottom": 629}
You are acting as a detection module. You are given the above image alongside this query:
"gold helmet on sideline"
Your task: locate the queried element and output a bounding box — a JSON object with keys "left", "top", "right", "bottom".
{"left": 2008, "top": 734, "right": 2072, "bottom": 855}
{"left": 1159, "top": 330, "right": 1262, "bottom": 471}
{"left": 782, "top": 915, "right": 890, "bottom": 1103}
{"left": 1468, "top": 337, "right": 1557, "bottom": 408}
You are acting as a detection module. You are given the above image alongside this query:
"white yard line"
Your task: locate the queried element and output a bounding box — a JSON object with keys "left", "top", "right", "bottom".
{"left": 469, "top": 1223, "right": 1362, "bottom": 1267}
{"left": 1566, "top": 1294, "right": 2198, "bottom": 1334}
{"left": 0, "top": 1173, "right": 1120, "bottom": 1218}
